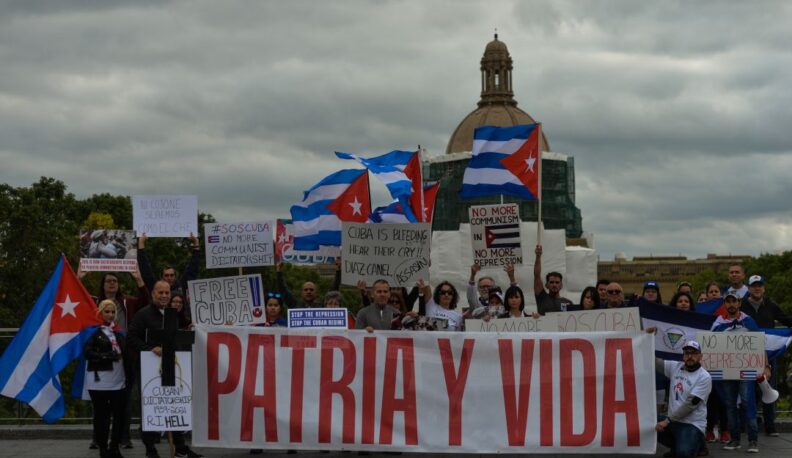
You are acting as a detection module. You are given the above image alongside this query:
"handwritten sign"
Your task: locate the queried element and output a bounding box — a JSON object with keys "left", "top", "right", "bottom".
{"left": 188, "top": 274, "right": 265, "bottom": 326}
{"left": 132, "top": 195, "right": 197, "bottom": 237}
{"left": 465, "top": 315, "right": 558, "bottom": 333}
{"left": 546, "top": 307, "right": 642, "bottom": 332}
{"left": 204, "top": 221, "right": 274, "bottom": 268}
{"left": 276, "top": 219, "right": 339, "bottom": 264}
{"left": 341, "top": 222, "right": 431, "bottom": 287}
{"left": 140, "top": 351, "right": 192, "bottom": 432}
{"left": 469, "top": 203, "right": 522, "bottom": 267}
{"left": 697, "top": 331, "right": 765, "bottom": 380}
{"left": 78, "top": 229, "right": 138, "bottom": 272}
{"left": 288, "top": 308, "right": 349, "bottom": 329}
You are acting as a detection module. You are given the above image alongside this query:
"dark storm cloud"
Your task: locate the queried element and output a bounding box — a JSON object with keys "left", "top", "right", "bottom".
{"left": 0, "top": 0, "right": 790, "bottom": 259}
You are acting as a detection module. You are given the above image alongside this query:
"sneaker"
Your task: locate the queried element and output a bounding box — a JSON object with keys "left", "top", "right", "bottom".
{"left": 720, "top": 431, "right": 731, "bottom": 443}
{"left": 121, "top": 441, "right": 133, "bottom": 449}
{"left": 746, "top": 441, "right": 759, "bottom": 453}
{"left": 705, "top": 430, "right": 716, "bottom": 442}
{"left": 722, "top": 441, "right": 741, "bottom": 450}
{"left": 145, "top": 449, "right": 160, "bottom": 458}
{"left": 90, "top": 441, "right": 99, "bottom": 450}
{"left": 766, "top": 428, "right": 779, "bottom": 437}
{"left": 175, "top": 448, "right": 203, "bottom": 458}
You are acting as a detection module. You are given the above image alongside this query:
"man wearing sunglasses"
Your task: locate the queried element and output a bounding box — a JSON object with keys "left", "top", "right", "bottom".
{"left": 654, "top": 340, "right": 712, "bottom": 458}
{"left": 604, "top": 283, "right": 627, "bottom": 308}
{"left": 466, "top": 263, "right": 516, "bottom": 311}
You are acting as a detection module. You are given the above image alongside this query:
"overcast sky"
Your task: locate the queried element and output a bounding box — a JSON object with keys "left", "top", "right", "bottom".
{"left": 1, "top": 0, "right": 791, "bottom": 260}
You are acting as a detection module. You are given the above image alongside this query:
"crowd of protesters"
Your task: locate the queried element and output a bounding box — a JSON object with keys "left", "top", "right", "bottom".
{"left": 75, "top": 236, "right": 791, "bottom": 458}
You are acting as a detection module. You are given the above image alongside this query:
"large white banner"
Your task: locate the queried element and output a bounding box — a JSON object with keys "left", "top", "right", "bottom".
{"left": 204, "top": 221, "right": 274, "bottom": 269}
{"left": 192, "top": 327, "right": 657, "bottom": 453}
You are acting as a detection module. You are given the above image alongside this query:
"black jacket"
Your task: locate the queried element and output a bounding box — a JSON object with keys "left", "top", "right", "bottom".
{"left": 741, "top": 296, "right": 792, "bottom": 328}
{"left": 127, "top": 305, "right": 166, "bottom": 352}
{"left": 84, "top": 327, "right": 130, "bottom": 380}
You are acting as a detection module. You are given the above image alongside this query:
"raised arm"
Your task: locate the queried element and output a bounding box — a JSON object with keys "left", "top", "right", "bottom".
{"left": 178, "top": 233, "right": 201, "bottom": 290}
{"left": 136, "top": 234, "right": 156, "bottom": 293}
{"left": 533, "top": 245, "right": 544, "bottom": 297}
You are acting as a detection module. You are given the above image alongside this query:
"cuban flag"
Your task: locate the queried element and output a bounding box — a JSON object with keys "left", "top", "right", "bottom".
{"left": 335, "top": 151, "right": 418, "bottom": 222}
{"left": 485, "top": 223, "right": 520, "bottom": 248}
{"left": 368, "top": 201, "right": 411, "bottom": 223}
{"left": 290, "top": 169, "right": 371, "bottom": 250}
{"left": 0, "top": 256, "right": 102, "bottom": 423}
{"left": 460, "top": 124, "right": 541, "bottom": 200}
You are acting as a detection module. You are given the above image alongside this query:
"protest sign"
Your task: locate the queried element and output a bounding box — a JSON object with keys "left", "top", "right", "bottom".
{"left": 140, "top": 351, "right": 192, "bottom": 432}
{"left": 288, "top": 308, "right": 349, "bottom": 329}
{"left": 697, "top": 331, "right": 765, "bottom": 380}
{"left": 402, "top": 315, "right": 449, "bottom": 331}
{"left": 547, "top": 307, "right": 642, "bottom": 333}
{"left": 132, "top": 195, "right": 198, "bottom": 237}
{"left": 78, "top": 229, "right": 138, "bottom": 272}
{"left": 276, "top": 219, "right": 339, "bottom": 264}
{"left": 341, "top": 222, "right": 431, "bottom": 287}
{"left": 204, "top": 221, "right": 274, "bottom": 269}
{"left": 193, "top": 326, "right": 657, "bottom": 453}
{"left": 469, "top": 203, "right": 522, "bottom": 268}
{"left": 465, "top": 315, "right": 558, "bottom": 333}
{"left": 188, "top": 274, "right": 265, "bottom": 326}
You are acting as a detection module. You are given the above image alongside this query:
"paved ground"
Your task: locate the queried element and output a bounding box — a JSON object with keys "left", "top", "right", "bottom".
{"left": 1, "top": 426, "right": 791, "bottom": 457}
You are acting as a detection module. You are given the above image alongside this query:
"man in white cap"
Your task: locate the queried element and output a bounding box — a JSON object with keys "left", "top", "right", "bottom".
{"left": 654, "top": 340, "right": 712, "bottom": 458}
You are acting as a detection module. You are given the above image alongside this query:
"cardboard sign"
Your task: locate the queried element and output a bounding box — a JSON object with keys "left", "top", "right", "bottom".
{"left": 204, "top": 221, "right": 274, "bottom": 268}
{"left": 288, "top": 308, "right": 349, "bottom": 329}
{"left": 546, "top": 307, "right": 642, "bottom": 332}
{"left": 140, "top": 351, "right": 192, "bottom": 432}
{"left": 188, "top": 274, "right": 265, "bottom": 326}
{"left": 78, "top": 229, "right": 138, "bottom": 272}
{"left": 192, "top": 327, "right": 658, "bottom": 453}
{"left": 469, "top": 203, "right": 522, "bottom": 268}
{"left": 132, "top": 195, "right": 198, "bottom": 237}
{"left": 341, "top": 222, "right": 431, "bottom": 287}
{"left": 465, "top": 315, "right": 558, "bottom": 333}
{"left": 276, "top": 219, "right": 339, "bottom": 264}
{"left": 697, "top": 331, "right": 765, "bottom": 380}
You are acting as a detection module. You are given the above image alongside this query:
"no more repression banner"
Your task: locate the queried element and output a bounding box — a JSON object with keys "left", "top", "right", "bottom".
{"left": 192, "top": 327, "right": 657, "bottom": 454}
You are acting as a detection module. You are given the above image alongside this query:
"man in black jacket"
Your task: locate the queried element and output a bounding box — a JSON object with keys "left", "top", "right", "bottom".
{"left": 128, "top": 281, "right": 202, "bottom": 458}
{"left": 741, "top": 274, "right": 792, "bottom": 437}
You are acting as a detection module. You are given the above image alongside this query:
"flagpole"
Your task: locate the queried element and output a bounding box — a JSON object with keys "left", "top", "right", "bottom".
{"left": 536, "top": 123, "right": 543, "bottom": 245}
{"left": 418, "top": 147, "right": 425, "bottom": 222}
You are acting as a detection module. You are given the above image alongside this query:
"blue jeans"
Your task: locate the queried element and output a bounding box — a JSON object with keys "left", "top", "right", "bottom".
{"left": 657, "top": 416, "right": 704, "bottom": 458}
{"left": 715, "top": 380, "right": 758, "bottom": 443}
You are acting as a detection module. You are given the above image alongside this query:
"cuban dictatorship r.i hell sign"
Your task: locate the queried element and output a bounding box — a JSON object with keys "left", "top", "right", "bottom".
{"left": 188, "top": 274, "right": 265, "bottom": 326}
{"left": 204, "top": 221, "right": 274, "bottom": 269}
{"left": 469, "top": 203, "right": 522, "bottom": 267}
{"left": 192, "top": 327, "right": 656, "bottom": 453}
{"left": 341, "top": 222, "right": 431, "bottom": 287}
{"left": 141, "top": 351, "right": 192, "bottom": 431}
{"left": 697, "top": 331, "right": 765, "bottom": 380}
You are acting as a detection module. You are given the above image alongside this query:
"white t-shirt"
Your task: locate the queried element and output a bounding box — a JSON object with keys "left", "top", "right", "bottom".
{"left": 663, "top": 361, "right": 711, "bottom": 433}
{"left": 85, "top": 359, "right": 126, "bottom": 391}
{"left": 426, "top": 299, "right": 463, "bottom": 331}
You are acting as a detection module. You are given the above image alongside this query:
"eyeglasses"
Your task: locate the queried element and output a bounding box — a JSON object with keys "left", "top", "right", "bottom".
{"left": 267, "top": 292, "right": 281, "bottom": 298}
{"left": 607, "top": 289, "right": 622, "bottom": 295}
{"left": 439, "top": 290, "right": 454, "bottom": 296}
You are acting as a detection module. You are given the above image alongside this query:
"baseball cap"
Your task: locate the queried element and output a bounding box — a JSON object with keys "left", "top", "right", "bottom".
{"left": 643, "top": 281, "right": 660, "bottom": 290}
{"left": 748, "top": 275, "right": 764, "bottom": 286}
{"left": 682, "top": 340, "right": 701, "bottom": 353}
{"left": 677, "top": 281, "right": 692, "bottom": 289}
{"left": 724, "top": 292, "right": 740, "bottom": 301}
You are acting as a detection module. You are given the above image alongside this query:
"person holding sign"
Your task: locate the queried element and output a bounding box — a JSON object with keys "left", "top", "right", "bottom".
{"left": 84, "top": 300, "right": 131, "bottom": 458}
{"left": 466, "top": 263, "right": 516, "bottom": 311}
{"left": 533, "top": 245, "right": 573, "bottom": 314}
{"left": 653, "top": 339, "right": 712, "bottom": 458}
{"left": 137, "top": 234, "right": 201, "bottom": 295}
{"left": 710, "top": 292, "right": 762, "bottom": 453}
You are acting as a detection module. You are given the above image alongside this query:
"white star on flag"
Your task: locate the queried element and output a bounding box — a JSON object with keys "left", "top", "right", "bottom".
{"left": 277, "top": 233, "right": 288, "bottom": 243}
{"left": 524, "top": 154, "right": 536, "bottom": 174}
{"left": 348, "top": 196, "right": 363, "bottom": 215}
{"left": 56, "top": 295, "right": 80, "bottom": 318}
